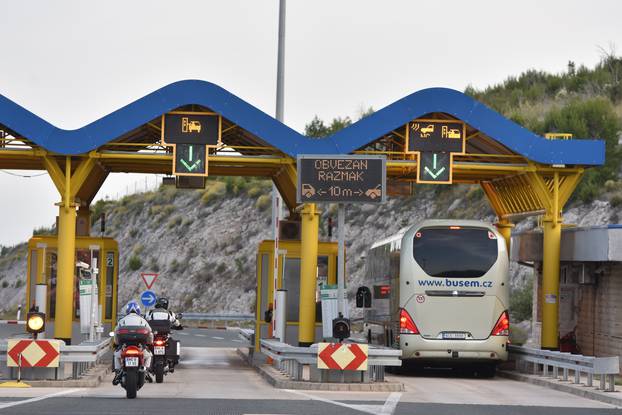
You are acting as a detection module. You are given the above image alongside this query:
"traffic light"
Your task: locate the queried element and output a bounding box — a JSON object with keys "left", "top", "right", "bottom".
{"left": 26, "top": 311, "right": 45, "bottom": 338}
{"left": 332, "top": 313, "right": 350, "bottom": 341}
{"left": 356, "top": 286, "right": 372, "bottom": 308}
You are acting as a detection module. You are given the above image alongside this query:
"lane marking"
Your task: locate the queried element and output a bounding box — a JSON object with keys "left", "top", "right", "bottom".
{"left": 211, "top": 336, "right": 224, "bottom": 340}
{"left": 284, "top": 389, "right": 378, "bottom": 415}
{"left": 178, "top": 332, "right": 188, "bottom": 336}
{"left": 195, "top": 334, "right": 207, "bottom": 337}
{"left": 0, "top": 388, "right": 81, "bottom": 410}
{"left": 380, "top": 392, "right": 402, "bottom": 415}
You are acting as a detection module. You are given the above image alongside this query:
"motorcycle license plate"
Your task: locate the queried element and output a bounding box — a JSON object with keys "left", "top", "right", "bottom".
{"left": 154, "top": 346, "right": 165, "bottom": 355}
{"left": 125, "top": 357, "right": 139, "bottom": 367}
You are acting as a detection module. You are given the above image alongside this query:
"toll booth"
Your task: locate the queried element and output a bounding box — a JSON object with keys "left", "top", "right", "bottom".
{"left": 26, "top": 236, "right": 119, "bottom": 325}
{"left": 255, "top": 240, "right": 339, "bottom": 350}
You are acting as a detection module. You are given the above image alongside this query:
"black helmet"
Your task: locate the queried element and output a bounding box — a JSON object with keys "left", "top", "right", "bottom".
{"left": 155, "top": 297, "right": 169, "bottom": 310}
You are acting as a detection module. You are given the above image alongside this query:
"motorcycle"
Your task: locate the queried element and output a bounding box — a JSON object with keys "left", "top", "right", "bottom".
{"left": 119, "top": 344, "right": 147, "bottom": 399}
{"left": 148, "top": 313, "right": 183, "bottom": 383}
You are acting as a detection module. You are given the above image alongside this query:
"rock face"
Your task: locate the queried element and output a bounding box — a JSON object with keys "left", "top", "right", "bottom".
{"left": 0, "top": 181, "right": 618, "bottom": 316}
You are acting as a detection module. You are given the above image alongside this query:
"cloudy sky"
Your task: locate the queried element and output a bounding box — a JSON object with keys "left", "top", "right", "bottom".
{"left": 0, "top": 0, "right": 620, "bottom": 246}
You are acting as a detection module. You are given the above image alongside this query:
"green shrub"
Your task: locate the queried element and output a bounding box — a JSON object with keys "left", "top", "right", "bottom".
{"left": 201, "top": 181, "right": 226, "bottom": 205}
{"left": 255, "top": 194, "right": 271, "bottom": 211}
{"left": 129, "top": 228, "right": 139, "bottom": 238}
{"left": 510, "top": 278, "right": 533, "bottom": 322}
{"left": 509, "top": 325, "right": 528, "bottom": 346}
{"left": 1, "top": 281, "right": 8, "bottom": 289}
{"left": 167, "top": 215, "right": 182, "bottom": 229}
{"left": 169, "top": 259, "right": 180, "bottom": 273}
{"left": 14, "top": 279, "right": 24, "bottom": 288}
{"left": 611, "top": 195, "right": 622, "bottom": 207}
{"left": 128, "top": 255, "right": 142, "bottom": 271}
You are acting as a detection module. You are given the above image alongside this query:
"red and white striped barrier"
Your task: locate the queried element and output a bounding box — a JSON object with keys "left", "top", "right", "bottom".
{"left": 0, "top": 320, "right": 25, "bottom": 325}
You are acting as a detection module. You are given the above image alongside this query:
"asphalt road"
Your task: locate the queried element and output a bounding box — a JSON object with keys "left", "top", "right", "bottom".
{"left": 1, "top": 347, "right": 619, "bottom": 415}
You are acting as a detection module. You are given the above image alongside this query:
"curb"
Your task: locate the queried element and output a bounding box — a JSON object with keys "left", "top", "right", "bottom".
{"left": 0, "top": 364, "right": 111, "bottom": 388}
{"left": 250, "top": 357, "right": 404, "bottom": 392}
{"left": 498, "top": 370, "right": 622, "bottom": 407}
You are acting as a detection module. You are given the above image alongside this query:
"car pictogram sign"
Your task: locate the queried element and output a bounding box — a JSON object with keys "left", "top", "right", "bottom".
{"left": 7, "top": 339, "right": 60, "bottom": 368}
{"left": 317, "top": 342, "right": 368, "bottom": 371}
{"left": 141, "top": 273, "right": 159, "bottom": 290}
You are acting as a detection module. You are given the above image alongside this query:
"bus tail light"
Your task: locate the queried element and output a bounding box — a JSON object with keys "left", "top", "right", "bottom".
{"left": 399, "top": 308, "right": 419, "bottom": 335}
{"left": 491, "top": 311, "right": 510, "bottom": 336}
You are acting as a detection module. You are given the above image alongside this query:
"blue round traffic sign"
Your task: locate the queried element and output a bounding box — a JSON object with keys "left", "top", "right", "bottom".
{"left": 140, "top": 290, "right": 157, "bottom": 307}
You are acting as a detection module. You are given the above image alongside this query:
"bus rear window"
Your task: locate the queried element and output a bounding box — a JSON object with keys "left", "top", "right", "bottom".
{"left": 413, "top": 227, "right": 498, "bottom": 278}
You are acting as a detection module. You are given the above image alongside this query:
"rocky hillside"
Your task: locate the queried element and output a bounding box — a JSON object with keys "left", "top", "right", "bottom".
{"left": 0, "top": 177, "right": 620, "bottom": 318}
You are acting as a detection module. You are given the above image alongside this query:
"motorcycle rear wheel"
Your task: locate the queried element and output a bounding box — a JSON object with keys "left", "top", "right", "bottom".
{"left": 125, "top": 369, "right": 138, "bottom": 399}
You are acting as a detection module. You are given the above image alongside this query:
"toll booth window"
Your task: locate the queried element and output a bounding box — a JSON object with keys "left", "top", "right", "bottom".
{"left": 105, "top": 252, "right": 115, "bottom": 320}
{"left": 48, "top": 252, "right": 57, "bottom": 318}
{"left": 28, "top": 250, "right": 37, "bottom": 309}
{"left": 260, "top": 254, "right": 269, "bottom": 318}
{"left": 75, "top": 249, "right": 100, "bottom": 318}
{"left": 413, "top": 227, "right": 498, "bottom": 278}
{"left": 283, "top": 258, "right": 301, "bottom": 322}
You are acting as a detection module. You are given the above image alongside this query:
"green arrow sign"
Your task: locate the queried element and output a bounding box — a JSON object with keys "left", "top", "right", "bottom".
{"left": 175, "top": 144, "right": 207, "bottom": 176}
{"left": 419, "top": 152, "right": 450, "bottom": 183}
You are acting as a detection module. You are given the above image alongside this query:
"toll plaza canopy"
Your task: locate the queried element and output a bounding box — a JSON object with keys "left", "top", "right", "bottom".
{"left": 0, "top": 79, "right": 606, "bottom": 348}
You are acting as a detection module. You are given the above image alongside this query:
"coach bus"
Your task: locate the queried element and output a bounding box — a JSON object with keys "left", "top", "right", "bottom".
{"left": 360, "top": 219, "right": 510, "bottom": 376}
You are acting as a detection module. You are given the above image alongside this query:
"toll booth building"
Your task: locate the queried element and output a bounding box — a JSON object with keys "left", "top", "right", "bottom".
{"left": 513, "top": 225, "right": 622, "bottom": 365}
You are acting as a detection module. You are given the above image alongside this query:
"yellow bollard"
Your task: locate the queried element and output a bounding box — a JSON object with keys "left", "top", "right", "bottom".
{"left": 298, "top": 203, "right": 319, "bottom": 347}
{"left": 541, "top": 216, "right": 561, "bottom": 349}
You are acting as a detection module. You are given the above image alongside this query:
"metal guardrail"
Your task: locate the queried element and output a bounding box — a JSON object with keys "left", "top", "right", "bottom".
{"left": 509, "top": 345, "right": 619, "bottom": 392}
{"left": 180, "top": 313, "right": 254, "bottom": 321}
{"left": 0, "top": 338, "right": 112, "bottom": 380}
{"left": 260, "top": 339, "right": 401, "bottom": 382}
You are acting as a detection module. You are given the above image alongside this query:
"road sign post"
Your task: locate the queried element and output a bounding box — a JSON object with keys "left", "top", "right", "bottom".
{"left": 297, "top": 155, "right": 386, "bottom": 339}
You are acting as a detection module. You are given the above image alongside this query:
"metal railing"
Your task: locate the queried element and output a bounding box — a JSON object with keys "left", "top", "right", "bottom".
{"left": 0, "top": 338, "right": 112, "bottom": 380}
{"left": 260, "top": 339, "right": 401, "bottom": 382}
{"left": 181, "top": 313, "right": 254, "bottom": 321}
{"left": 509, "top": 345, "right": 619, "bottom": 392}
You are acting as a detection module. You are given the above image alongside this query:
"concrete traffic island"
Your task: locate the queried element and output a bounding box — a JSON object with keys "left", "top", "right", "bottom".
{"left": 253, "top": 359, "right": 404, "bottom": 392}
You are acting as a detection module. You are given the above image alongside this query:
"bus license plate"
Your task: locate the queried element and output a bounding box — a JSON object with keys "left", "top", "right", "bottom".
{"left": 442, "top": 332, "right": 467, "bottom": 340}
{"left": 125, "top": 357, "right": 139, "bottom": 367}
{"left": 154, "top": 346, "right": 165, "bottom": 355}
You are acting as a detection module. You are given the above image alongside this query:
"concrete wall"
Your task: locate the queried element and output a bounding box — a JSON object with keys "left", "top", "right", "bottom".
{"left": 532, "top": 261, "right": 622, "bottom": 368}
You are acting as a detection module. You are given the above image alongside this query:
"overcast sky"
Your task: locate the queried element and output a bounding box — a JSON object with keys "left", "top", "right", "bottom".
{"left": 0, "top": 0, "right": 620, "bottom": 246}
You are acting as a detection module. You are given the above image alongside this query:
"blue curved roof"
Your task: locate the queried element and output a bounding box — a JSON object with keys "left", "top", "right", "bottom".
{"left": 0, "top": 80, "right": 605, "bottom": 165}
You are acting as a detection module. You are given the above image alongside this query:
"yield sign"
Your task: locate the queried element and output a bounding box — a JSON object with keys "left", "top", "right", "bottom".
{"left": 141, "top": 273, "right": 159, "bottom": 289}
{"left": 317, "top": 343, "right": 368, "bottom": 371}
{"left": 7, "top": 339, "right": 60, "bottom": 368}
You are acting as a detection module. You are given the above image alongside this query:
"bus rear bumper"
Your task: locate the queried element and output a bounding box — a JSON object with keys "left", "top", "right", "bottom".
{"left": 400, "top": 334, "right": 509, "bottom": 362}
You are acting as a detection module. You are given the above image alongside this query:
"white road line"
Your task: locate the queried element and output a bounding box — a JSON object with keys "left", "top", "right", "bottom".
{"left": 211, "top": 336, "right": 224, "bottom": 340}
{"left": 178, "top": 332, "right": 188, "bottom": 335}
{"left": 0, "top": 388, "right": 81, "bottom": 410}
{"left": 380, "top": 392, "right": 402, "bottom": 415}
{"left": 284, "top": 389, "right": 378, "bottom": 415}
{"left": 195, "top": 334, "right": 206, "bottom": 337}
{"left": 232, "top": 339, "right": 242, "bottom": 343}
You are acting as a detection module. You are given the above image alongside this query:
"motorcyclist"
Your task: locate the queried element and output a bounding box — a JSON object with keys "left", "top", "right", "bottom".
{"left": 145, "top": 297, "right": 182, "bottom": 330}
{"left": 112, "top": 302, "right": 154, "bottom": 385}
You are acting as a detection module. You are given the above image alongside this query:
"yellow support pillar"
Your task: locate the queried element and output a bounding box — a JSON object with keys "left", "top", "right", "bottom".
{"left": 495, "top": 219, "right": 514, "bottom": 255}
{"left": 54, "top": 157, "right": 77, "bottom": 344}
{"left": 541, "top": 216, "right": 561, "bottom": 349}
{"left": 541, "top": 172, "right": 561, "bottom": 350}
{"left": 298, "top": 203, "right": 319, "bottom": 347}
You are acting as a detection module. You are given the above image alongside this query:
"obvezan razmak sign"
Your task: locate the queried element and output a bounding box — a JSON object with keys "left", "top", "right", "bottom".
{"left": 407, "top": 119, "right": 466, "bottom": 184}
{"left": 297, "top": 155, "right": 386, "bottom": 203}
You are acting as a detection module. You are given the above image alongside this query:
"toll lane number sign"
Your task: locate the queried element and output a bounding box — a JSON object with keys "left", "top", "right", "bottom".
{"left": 297, "top": 155, "right": 386, "bottom": 204}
